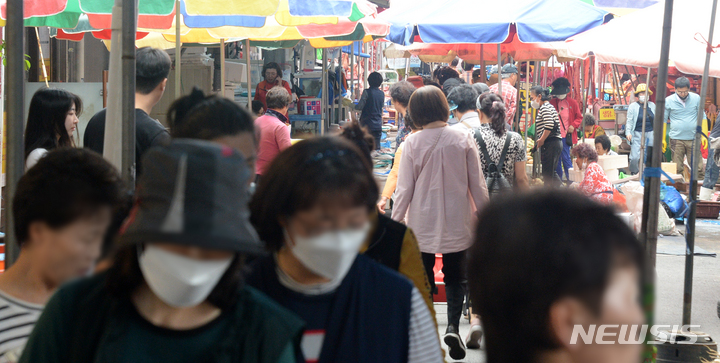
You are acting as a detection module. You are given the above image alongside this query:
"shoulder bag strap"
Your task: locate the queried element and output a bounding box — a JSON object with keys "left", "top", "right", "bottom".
{"left": 497, "top": 133, "right": 512, "bottom": 172}
{"left": 473, "top": 131, "right": 494, "bottom": 170}
{"left": 461, "top": 121, "right": 472, "bottom": 129}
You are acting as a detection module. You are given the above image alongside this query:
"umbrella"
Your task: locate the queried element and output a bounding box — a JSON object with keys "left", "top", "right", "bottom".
{"left": 577, "top": 0, "right": 660, "bottom": 16}
{"left": 564, "top": 0, "right": 720, "bottom": 77}
{"left": 380, "top": 0, "right": 611, "bottom": 46}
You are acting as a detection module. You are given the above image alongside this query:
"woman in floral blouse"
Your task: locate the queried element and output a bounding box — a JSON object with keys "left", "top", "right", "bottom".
{"left": 571, "top": 143, "right": 613, "bottom": 204}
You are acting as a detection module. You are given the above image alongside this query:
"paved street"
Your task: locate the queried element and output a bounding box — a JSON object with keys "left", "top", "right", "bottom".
{"left": 435, "top": 219, "right": 720, "bottom": 363}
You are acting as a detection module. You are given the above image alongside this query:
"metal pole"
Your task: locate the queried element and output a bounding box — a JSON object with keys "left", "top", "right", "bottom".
{"left": 497, "top": 44, "right": 502, "bottom": 95}
{"left": 580, "top": 59, "right": 586, "bottom": 142}
{"left": 479, "top": 44, "right": 485, "bottom": 83}
{"left": 175, "top": 0, "right": 181, "bottom": 99}
{"left": 351, "top": 42, "right": 355, "bottom": 94}
{"left": 4, "top": 0, "right": 24, "bottom": 267}
{"left": 220, "top": 39, "right": 225, "bottom": 97}
{"left": 613, "top": 64, "right": 629, "bottom": 105}
{"left": 640, "top": 0, "right": 674, "bottom": 339}
{"left": 543, "top": 59, "right": 549, "bottom": 87}
{"left": 525, "top": 61, "right": 530, "bottom": 148}
{"left": 684, "top": 0, "right": 717, "bottom": 326}
{"left": 321, "top": 48, "right": 327, "bottom": 135}
{"left": 121, "top": 0, "right": 137, "bottom": 184}
{"left": 246, "top": 39, "right": 252, "bottom": 109}
{"left": 639, "top": 67, "right": 651, "bottom": 176}
{"left": 364, "top": 42, "right": 369, "bottom": 89}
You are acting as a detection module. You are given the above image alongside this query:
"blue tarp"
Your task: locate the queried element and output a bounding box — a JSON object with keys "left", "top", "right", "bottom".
{"left": 380, "top": 0, "right": 612, "bottom": 45}
{"left": 342, "top": 41, "right": 370, "bottom": 58}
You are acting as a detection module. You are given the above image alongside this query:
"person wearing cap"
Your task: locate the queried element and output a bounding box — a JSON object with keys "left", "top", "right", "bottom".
{"left": 549, "top": 77, "right": 583, "bottom": 183}
{"left": 248, "top": 137, "right": 443, "bottom": 363}
{"left": 488, "top": 64, "right": 518, "bottom": 128}
{"left": 20, "top": 140, "right": 304, "bottom": 363}
{"left": 447, "top": 84, "right": 481, "bottom": 132}
{"left": 665, "top": 77, "right": 705, "bottom": 180}
{"left": 355, "top": 71, "right": 386, "bottom": 150}
{"left": 626, "top": 83, "right": 657, "bottom": 175}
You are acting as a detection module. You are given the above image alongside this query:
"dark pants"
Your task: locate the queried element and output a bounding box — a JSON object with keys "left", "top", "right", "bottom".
{"left": 371, "top": 130, "right": 382, "bottom": 150}
{"left": 541, "top": 138, "right": 563, "bottom": 187}
{"left": 422, "top": 251, "right": 466, "bottom": 329}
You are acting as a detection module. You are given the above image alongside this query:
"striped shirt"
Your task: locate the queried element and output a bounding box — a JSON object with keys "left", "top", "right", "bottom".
{"left": 536, "top": 102, "right": 562, "bottom": 140}
{"left": 0, "top": 290, "right": 43, "bottom": 363}
{"left": 408, "top": 287, "right": 443, "bottom": 363}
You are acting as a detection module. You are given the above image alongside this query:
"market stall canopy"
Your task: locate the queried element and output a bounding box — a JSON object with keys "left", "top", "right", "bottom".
{"left": 383, "top": 29, "right": 559, "bottom": 62}
{"left": 564, "top": 0, "right": 720, "bottom": 77}
{"left": 379, "top": 0, "right": 611, "bottom": 45}
{"left": 577, "top": 0, "right": 659, "bottom": 16}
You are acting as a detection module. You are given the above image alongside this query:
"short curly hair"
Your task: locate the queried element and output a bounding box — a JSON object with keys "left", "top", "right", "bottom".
{"left": 571, "top": 142, "right": 599, "bottom": 163}
{"left": 389, "top": 81, "right": 417, "bottom": 107}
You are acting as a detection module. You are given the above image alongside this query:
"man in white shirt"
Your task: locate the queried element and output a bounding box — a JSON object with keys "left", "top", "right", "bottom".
{"left": 0, "top": 149, "right": 124, "bottom": 361}
{"left": 447, "top": 84, "right": 482, "bottom": 132}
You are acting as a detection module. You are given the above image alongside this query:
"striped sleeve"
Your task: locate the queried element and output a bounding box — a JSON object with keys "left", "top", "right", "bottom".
{"left": 407, "top": 287, "right": 443, "bottom": 363}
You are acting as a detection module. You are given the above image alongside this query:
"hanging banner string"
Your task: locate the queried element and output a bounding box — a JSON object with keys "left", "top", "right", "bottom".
{"left": 694, "top": 32, "right": 720, "bottom": 54}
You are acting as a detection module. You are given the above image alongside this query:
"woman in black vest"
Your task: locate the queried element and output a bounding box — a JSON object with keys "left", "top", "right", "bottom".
{"left": 248, "top": 137, "right": 443, "bottom": 363}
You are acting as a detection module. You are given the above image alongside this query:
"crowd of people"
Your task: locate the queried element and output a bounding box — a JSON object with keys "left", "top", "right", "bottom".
{"left": 4, "top": 47, "right": 656, "bottom": 363}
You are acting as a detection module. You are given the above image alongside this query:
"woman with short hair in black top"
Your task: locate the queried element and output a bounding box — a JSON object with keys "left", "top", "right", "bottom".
{"left": 530, "top": 86, "right": 563, "bottom": 187}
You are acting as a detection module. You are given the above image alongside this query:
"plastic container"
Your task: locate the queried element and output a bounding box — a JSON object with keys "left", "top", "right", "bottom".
{"left": 597, "top": 154, "right": 629, "bottom": 170}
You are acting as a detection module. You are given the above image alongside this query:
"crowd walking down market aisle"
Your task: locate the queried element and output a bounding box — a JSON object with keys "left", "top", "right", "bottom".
{"left": 0, "top": 44, "right": 705, "bottom": 363}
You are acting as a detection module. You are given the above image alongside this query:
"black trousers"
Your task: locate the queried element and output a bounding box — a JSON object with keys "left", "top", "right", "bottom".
{"left": 422, "top": 251, "right": 466, "bottom": 329}
{"left": 541, "top": 137, "right": 563, "bottom": 187}
{"left": 370, "top": 130, "right": 382, "bottom": 150}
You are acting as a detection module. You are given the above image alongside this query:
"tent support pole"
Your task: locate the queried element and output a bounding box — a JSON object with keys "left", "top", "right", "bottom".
{"left": 121, "top": 0, "right": 137, "bottom": 184}
{"left": 4, "top": 0, "right": 24, "bottom": 267}
{"left": 580, "top": 59, "right": 585, "bottom": 142}
{"left": 246, "top": 39, "right": 252, "bottom": 109}
{"left": 364, "top": 42, "right": 369, "bottom": 88}
{"left": 175, "top": 0, "right": 181, "bottom": 99}
{"left": 497, "top": 44, "right": 502, "bottom": 95}
{"left": 641, "top": 0, "right": 674, "bottom": 344}
{"left": 639, "top": 67, "right": 651, "bottom": 177}
{"left": 220, "top": 38, "right": 225, "bottom": 97}
{"left": 685, "top": 0, "right": 718, "bottom": 327}
{"left": 321, "top": 48, "right": 327, "bottom": 135}
{"left": 525, "top": 61, "right": 530, "bottom": 148}
{"left": 479, "top": 45, "right": 485, "bottom": 82}
{"left": 612, "top": 64, "right": 628, "bottom": 105}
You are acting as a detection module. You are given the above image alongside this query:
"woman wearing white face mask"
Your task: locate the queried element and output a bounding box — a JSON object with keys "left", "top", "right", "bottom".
{"left": 248, "top": 137, "right": 443, "bottom": 363}
{"left": 571, "top": 143, "right": 614, "bottom": 205}
{"left": 20, "top": 140, "right": 304, "bottom": 363}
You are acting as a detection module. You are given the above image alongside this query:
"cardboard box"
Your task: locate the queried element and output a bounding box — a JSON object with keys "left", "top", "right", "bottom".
{"left": 605, "top": 168, "right": 619, "bottom": 181}
{"left": 662, "top": 162, "right": 677, "bottom": 175}
{"left": 569, "top": 168, "right": 584, "bottom": 182}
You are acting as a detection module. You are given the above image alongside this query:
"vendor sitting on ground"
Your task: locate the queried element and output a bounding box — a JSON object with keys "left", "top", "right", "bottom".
{"left": 594, "top": 135, "right": 617, "bottom": 156}
{"left": 571, "top": 143, "right": 613, "bottom": 205}
{"left": 583, "top": 113, "right": 605, "bottom": 139}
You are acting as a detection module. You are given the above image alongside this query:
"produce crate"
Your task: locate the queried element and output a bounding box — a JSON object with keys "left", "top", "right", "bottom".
{"left": 697, "top": 201, "right": 720, "bottom": 219}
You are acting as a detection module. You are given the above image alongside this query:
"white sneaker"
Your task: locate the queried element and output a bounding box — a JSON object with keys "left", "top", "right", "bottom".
{"left": 466, "top": 324, "right": 483, "bottom": 349}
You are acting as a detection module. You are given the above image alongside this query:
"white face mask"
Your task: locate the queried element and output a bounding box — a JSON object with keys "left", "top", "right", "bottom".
{"left": 531, "top": 100, "right": 540, "bottom": 109}
{"left": 638, "top": 95, "right": 647, "bottom": 103}
{"left": 286, "top": 223, "right": 370, "bottom": 281}
{"left": 557, "top": 94, "right": 567, "bottom": 100}
{"left": 138, "top": 245, "right": 233, "bottom": 307}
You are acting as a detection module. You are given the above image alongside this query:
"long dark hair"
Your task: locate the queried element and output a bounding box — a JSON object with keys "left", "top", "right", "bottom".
{"left": 477, "top": 92, "right": 506, "bottom": 136}
{"left": 250, "top": 137, "right": 378, "bottom": 252}
{"left": 24, "top": 88, "right": 82, "bottom": 160}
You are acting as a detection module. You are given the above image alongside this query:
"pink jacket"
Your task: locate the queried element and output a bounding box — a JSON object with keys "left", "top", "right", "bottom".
{"left": 391, "top": 126, "right": 489, "bottom": 254}
{"left": 255, "top": 114, "right": 292, "bottom": 175}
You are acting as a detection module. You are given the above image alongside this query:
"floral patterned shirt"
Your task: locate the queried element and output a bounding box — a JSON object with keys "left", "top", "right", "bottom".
{"left": 578, "top": 162, "right": 613, "bottom": 204}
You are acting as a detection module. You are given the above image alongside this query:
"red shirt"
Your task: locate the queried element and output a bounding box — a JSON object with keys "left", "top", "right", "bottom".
{"left": 254, "top": 114, "right": 292, "bottom": 175}
{"left": 254, "top": 79, "right": 292, "bottom": 109}
{"left": 550, "top": 97, "right": 583, "bottom": 144}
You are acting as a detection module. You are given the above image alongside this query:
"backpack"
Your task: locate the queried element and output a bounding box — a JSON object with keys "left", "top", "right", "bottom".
{"left": 475, "top": 132, "right": 512, "bottom": 196}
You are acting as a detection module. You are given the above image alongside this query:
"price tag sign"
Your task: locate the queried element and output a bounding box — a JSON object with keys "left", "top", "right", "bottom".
{"left": 599, "top": 108, "right": 616, "bottom": 121}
